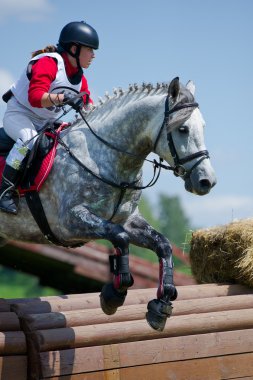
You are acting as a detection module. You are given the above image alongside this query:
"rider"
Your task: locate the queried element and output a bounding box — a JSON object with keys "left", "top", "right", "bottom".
{"left": 0, "top": 21, "right": 99, "bottom": 215}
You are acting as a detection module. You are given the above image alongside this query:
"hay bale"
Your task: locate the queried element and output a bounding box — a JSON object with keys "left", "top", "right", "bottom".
{"left": 189, "top": 218, "right": 253, "bottom": 287}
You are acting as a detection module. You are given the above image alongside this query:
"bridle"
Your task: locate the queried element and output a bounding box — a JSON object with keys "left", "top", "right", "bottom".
{"left": 56, "top": 91, "right": 210, "bottom": 219}
{"left": 154, "top": 95, "right": 210, "bottom": 179}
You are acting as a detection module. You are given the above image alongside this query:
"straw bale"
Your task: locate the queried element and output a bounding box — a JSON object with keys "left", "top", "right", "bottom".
{"left": 189, "top": 218, "right": 253, "bottom": 287}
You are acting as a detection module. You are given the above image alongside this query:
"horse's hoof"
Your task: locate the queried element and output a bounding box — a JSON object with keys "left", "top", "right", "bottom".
{"left": 146, "top": 299, "right": 173, "bottom": 331}
{"left": 100, "top": 283, "right": 127, "bottom": 315}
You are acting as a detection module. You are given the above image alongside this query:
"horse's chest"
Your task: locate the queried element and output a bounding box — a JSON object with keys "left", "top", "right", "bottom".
{"left": 86, "top": 187, "right": 140, "bottom": 222}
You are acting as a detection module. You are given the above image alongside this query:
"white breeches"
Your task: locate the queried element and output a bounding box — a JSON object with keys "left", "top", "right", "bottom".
{"left": 3, "top": 96, "right": 47, "bottom": 148}
{"left": 2, "top": 96, "right": 48, "bottom": 170}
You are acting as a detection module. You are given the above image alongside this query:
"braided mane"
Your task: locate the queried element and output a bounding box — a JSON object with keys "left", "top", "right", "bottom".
{"left": 87, "top": 82, "right": 169, "bottom": 122}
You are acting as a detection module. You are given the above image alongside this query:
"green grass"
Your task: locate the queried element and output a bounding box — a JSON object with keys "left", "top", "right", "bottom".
{"left": 0, "top": 283, "right": 58, "bottom": 298}
{"left": 0, "top": 266, "right": 59, "bottom": 298}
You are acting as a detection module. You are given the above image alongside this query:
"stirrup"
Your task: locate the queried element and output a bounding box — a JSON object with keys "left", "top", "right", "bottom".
{"left": 0, "top": 202, "right": 18, "bottom": 214}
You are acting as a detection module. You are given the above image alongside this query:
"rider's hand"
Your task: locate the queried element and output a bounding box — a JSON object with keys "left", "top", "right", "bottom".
{"left": 83, "top": 103, "right": 96, "bottom": 113}
{"left": 62, "top": 93, "right": 84, "bottom": 111}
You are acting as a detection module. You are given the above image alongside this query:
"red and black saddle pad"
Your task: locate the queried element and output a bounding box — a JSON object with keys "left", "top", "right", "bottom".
{"left": 0, "top": 123, "right": 68, "bottom": 194}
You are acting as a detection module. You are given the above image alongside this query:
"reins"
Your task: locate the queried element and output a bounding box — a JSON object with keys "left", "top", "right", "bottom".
{"left": 57, "top": 129, "right": 163, "bottom": 199}
{"left": 78, "top": 107, "right": 167, "bottom": 169}
{"left": 58, "top": 106, "right": 166, "bottom": 192}
{"left": 57, "top": 126, "right": 162, "bottom": 220}
{"left": 56, "top": 92, "right": 209, "bottom": 219}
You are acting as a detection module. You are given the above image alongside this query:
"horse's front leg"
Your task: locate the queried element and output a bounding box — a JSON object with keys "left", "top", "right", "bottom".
{"left": 124, "top": 210, "right": 178, "bottom": 331}
{"left": 69, "top": 205, "right": 134, "bottom": 315}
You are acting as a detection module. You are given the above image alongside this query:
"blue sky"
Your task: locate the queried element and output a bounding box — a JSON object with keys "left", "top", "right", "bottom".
{"left": 0, "top": 0, "right": 252, "bottom": 229}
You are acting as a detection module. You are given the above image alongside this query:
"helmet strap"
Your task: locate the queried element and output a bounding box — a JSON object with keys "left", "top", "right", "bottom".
{"left": 59, "top": 43, "right": 80, "bottom": 68}
{"left": 57, "top": 43, "right": 83, "bottom": 82}
{"left": 67, "top": 44, "right": 82, "bottom": 69}
{"left": 74, "top": 44, "right": 82, "bottom": 69}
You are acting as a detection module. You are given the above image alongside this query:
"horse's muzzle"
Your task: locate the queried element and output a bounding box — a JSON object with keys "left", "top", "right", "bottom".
{"left": 185, "top": 176, "right": 217, "bottom": 195}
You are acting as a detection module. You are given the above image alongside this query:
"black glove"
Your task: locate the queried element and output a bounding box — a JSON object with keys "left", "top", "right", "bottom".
{"left": 62, "top": 93, "right": 84, "bottom": 111}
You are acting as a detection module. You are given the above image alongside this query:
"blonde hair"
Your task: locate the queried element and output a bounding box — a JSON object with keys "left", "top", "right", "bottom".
{"left": 31, "top": 45, "right": 57, "bottom": 58}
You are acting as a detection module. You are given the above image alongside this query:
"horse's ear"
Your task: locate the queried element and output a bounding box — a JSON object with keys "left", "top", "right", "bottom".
{"left": 186, "top": 80, "right": 196, "bottom": 96}
{"left": 168, "top": 77, "right": 180, "bottom": 100}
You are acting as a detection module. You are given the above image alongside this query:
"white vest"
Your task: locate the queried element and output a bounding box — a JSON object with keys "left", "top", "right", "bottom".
{"left": 11, "top": 52, "right": 82, "bottom": 120}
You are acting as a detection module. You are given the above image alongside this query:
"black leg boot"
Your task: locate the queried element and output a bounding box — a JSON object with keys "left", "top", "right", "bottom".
{"left": 0, "top": 165, "right": 20, "bottom": 215}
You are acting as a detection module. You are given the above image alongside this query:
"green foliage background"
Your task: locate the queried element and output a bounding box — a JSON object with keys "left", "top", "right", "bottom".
{"left": 0, "top": 266, "right": 59, "bottom": 298}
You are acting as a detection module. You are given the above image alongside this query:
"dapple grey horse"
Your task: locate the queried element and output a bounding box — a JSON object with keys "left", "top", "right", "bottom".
{"left": 0, "top": 77, "right": 216, "bottom": 330}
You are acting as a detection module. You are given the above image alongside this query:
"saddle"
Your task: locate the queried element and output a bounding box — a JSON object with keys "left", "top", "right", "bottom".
{"left": 0, "top": 122, "right": 68, "bottom": 193}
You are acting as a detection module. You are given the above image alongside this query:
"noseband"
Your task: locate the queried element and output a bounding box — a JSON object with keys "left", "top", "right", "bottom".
{"left": 154, "top": 96, "right": 210, "bottom": 178}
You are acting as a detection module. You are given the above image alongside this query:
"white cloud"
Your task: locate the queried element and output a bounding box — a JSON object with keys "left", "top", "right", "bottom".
{"left": 0, "top": 0, "right": 54, "bottom": 22}
{"left": 183, "top": 195, "right": 253, "bottom": 229}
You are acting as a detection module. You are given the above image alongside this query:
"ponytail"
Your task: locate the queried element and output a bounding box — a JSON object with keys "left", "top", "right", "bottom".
{"left": 31, "top": 45, "right": 57, "bottom": 58}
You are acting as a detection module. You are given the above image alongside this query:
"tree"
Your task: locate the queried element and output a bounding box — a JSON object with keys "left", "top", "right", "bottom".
{"left": 157, "top": 194, "right": 191, "bottom": 249}
{"left": 139, "top": 195, "right": 160, "bottom": 230}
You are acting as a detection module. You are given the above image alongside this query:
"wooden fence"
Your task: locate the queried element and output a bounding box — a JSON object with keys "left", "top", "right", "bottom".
{"left": 1, "top": 283, "right": 253, "bottom": 379}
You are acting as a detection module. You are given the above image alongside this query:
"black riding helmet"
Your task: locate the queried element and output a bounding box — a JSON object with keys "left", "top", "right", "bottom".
{"left": 58, "top": 21, "right": 99, "bottom": 68}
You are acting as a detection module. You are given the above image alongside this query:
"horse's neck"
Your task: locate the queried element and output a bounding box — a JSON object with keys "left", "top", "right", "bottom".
{"left": 86, "top": 90, "right": 166, "bottom": 158}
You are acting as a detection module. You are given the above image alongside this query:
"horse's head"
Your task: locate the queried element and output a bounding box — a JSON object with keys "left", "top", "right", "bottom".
{"left": 154, "top": 77, "right": 217, "bottom": 195}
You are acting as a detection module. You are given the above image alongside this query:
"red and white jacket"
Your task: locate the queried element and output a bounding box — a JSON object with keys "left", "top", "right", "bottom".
{"left": 11, "top": 52, "right": 91, "bottom": 121}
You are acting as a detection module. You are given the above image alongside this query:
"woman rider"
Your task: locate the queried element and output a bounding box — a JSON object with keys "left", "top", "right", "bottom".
{"left": 0, "top": 21, "right": 99, "bottom": 215}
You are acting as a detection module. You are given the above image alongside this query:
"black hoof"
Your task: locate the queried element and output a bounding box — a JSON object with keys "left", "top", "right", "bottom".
{"left": 146, "top": 299, "right": 173, "bottom": 331}
{"left": 100, "top": 283, "right": 127, "bottom": 315}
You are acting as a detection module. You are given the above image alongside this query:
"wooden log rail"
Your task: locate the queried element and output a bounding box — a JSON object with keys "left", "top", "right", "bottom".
{"left": 0, "top": 283, "right": 253, "bottom": 379}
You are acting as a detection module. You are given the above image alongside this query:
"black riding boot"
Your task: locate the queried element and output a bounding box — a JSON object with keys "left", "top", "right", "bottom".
{"left": 0, "top": 165, "right": 20, "bottom": 215}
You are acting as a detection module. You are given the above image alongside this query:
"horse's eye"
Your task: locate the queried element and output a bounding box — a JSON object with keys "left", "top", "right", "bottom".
{"left": 178, "top": 125, "right": 189, "bottom": 134}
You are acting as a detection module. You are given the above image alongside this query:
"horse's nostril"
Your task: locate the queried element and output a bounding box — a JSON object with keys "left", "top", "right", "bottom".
{"left": 199, "top": 179, "right": 211, "bottom": 188}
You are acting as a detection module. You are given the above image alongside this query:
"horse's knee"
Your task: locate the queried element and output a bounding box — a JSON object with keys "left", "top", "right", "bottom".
{"left": 156, "top": 239, "right": 173, "bottom": 260}
{"left": 112, "top": 230, "right": 130, "bottom": 251}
